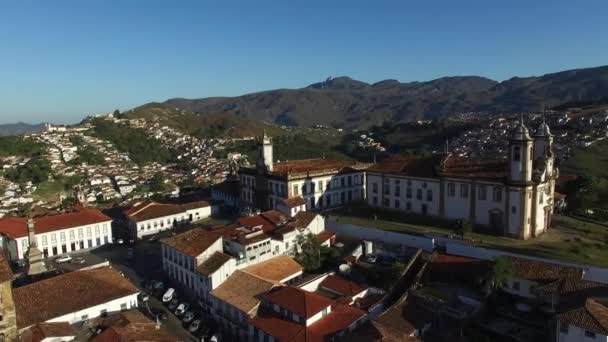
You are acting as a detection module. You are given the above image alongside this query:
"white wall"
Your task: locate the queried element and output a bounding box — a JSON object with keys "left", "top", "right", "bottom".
{"left": 444, "top": 180, "right": 471, "bottom": 220}
{"left": 12, "top": 220, "right": 113, "bottom": 260}
{"left": 29, "top": 293, "right": 139, "bottom": 331}
{"left": 327, "top": 221, "right": 435, "bottom": 252}
{"left": 367, "top": 174, "right": 440, "bottom": 217}
{"left": 557, "top": 322, "right": 608, "bottom": 342}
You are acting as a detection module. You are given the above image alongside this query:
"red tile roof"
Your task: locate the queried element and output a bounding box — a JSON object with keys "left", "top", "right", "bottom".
{"left": 281, "top": 196, "right": 306, "bottom": 208}
{"left": 197, "top": 251, "right": 233, "bottom": 276}
{"left": 15, "top": 322, "right": 75, "bottom": 342}
{"left": 242, "top": 255, "right": 303, "bottom": 282}
{"left": 252, "top": 302, "right": 366, "bottom": 342}
{"left": 93, "top": 310, "right": 179, "bottom": 342}
{"left": 0, "top": 208, "right": 111, "bottom": 239}
{"left": 241, "top": 159, "right": 369, "bottom": 179}
{"left": 263, "top": 286, "right": 334, "bottom": 319}
{"left": 368, "top": 154, "right": 508, "bottom": 182}
{"left": 319, "top": 275, "right": 368, "bottom": 298}
{"left": 161, "top": 228, "right": 222, "bottom": 258}
{"left": 558, "top": 299, "right": 608, "bottom": 336}
{"left": 315, "top": 231, "right": 335, "bottom": 244}
{"left": 13, "top": 266, "right": 139, "bottom": 329}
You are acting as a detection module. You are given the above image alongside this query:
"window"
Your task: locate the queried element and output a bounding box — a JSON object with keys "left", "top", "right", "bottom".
{"left": 513, "top": 146, "right": 521, "bottom": 161}
{"left": 293, "top": 184, "right": 299, "bottom": 196}
{"left": 512, "top": 281, "right": 520, "bottom": 290}
{"left": 86, "top": 227, "right": 92, "bottom": 237}
{"left": 372, "top": 183, "right": 378, "bottom": 194}
{"left": 81, "top": 314, "right": 88, "bottom": 321}
{"left": 427, "top": 190, "right": 433, "bottom": 201}
{"left": 539, "top": 192, "right": 544, "bottom": 204}
{"left": 416, "top": 189, "right": 422, "bottom": 200}
{"left": 50, "top": 234, "right": 57, "bottom": 244}
{"left": 406, "top": 202, "right": 412, "bottom": 210}
{"left": 394, "top": 200, "right": 400, "bottom": 209}
{"left": 78, "top": 228, "right": 83, "bottom": 238}
{"left": 60, "top": 232, "right": 66, "bottom": 242}
{"left": 100, "top": 309, "right": 108, "bottom": 316}
{"left": 41, "top": 236, "right": 48, "bottom": 246}
{"left": 394, "top": 180, "right": 400, "bottom": 196}
{"left": 406, "top": 187, "right": 412, "bottom": 199}
{"left": 317, "top": 181, "right": 322, "bottom": 192}
{"left": 585, "top": 330, "right": 596, "bottom": 338}
{"left": 448, "top": 183, "right": 456, "bottom": 197}
{"left": 493, "top": 187, "right": 502, "bottom": 202}
{"left": 460, "top": 184, "right": 469, "bottom": 198}
{"left": 511, "top": 206, "right": 517, "bottom": 214}
{"left": 478, "top": 185, "right": 487, "bottom": 201}
{"left": 120, "top": 303, "right": 128, "bottom": 311}
{"left": 372, "top": 197, "right": 378, "bottom": 206}
{"left": 69, "top": 230, "right": 75, "bottom": 240}
{"left": 559, "top": 322, "right": 568, "bottom": 334}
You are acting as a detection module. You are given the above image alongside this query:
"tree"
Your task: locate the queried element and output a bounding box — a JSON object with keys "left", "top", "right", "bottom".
{"left": 453, "top": 219, "right": 472, "bottom": 239}
{"left": 60, "top": 197, "right": 78, "bottom": 209}
{"left": 485, "top": 256, "right": 513, "bottom": 296}
{"left": 294, "top": 233, "right": 323, "bottom": 272}
{"left": 149, "top": 172, "right": 167, "bottom": 192}
{"left": 565, "top": 175, "right": 599, "bottom": 210}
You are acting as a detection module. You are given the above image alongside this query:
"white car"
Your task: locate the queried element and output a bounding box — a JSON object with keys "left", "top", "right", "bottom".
{"left": 189, "top": 319, "right": 201, "bottom": 333}
{"left": 55, "top": 255, "right": 72, "bottom": 263}
{"left": 116, "top": 238, "right": 124, "bottom": 244}
{"left": 175, "top": 303, "right": 189, "bottom": 316}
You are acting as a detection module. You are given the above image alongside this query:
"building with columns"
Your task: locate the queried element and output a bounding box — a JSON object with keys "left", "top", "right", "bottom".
{"left": 366, "top": 118, "right": 557, "bottom": 239}
{"left": 238, "top": 132, "right": 370, "bottom": 213}
{"left": 0, "top": 208, "right": 113, "bottom": 261}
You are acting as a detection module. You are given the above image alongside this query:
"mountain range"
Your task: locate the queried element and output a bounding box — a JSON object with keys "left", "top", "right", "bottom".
{"left": 0, "top": 123, "right": 45, "bottom": 137}
{"left": 151, "top": 65, "right": 608, "bottom": 129}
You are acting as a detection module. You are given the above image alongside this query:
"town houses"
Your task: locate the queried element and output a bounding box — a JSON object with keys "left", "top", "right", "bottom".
{"left": 366, "top": 117, "right": 557, "bottom": 239}
{"left": 238, "top": 132, "right": 370, "bottom": 212}
{"left": 0, "top": 207, "right": 113, "bottom": 261}
{"left": 160, "top": 201, "right": 326, "bottom": 305}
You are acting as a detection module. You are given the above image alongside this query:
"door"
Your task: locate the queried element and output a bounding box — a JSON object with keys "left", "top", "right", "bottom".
{"left": 489, "top": 209, "right": 504, "bottom": 233}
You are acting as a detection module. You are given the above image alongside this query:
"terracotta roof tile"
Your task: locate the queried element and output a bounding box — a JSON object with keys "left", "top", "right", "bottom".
{"left": 93, "top": 310, "right": 179, "bottom": 342}
{"left": 0, "top": 208, "right": 111, "bottom": 239}
{"left": 161, "top": 228, "right": 222, "bottom": 258}
{"left": 558, "top": 299, "right": 608, "bottom": 335}
{"left": 319, "top": 275, "right": 368, "bottom": 298}
{"left": 13, "top": 266, "right": 139, "bottom": 329}
{"left": 124, "top": 201, "right": 184, "bottom": 223}
{"left": 509, "top": 257, "right": 582, "bottom": 283}
{"left": 242, "top": 255, "right": 303, "bottom": 282}
{"left": 196, "top": 251, "right": 233, "bottom": 276}
{"left": 210, "top": 270, "right": 277, "bottom": 315}
{"left": 15, "top": 322, "right": 75, "bottom": 342}
{"left": 263, "top": 286, "right": 334, "bottom": 319}
{"left": 281, "top": 196, "right": 306, "bottom": 208}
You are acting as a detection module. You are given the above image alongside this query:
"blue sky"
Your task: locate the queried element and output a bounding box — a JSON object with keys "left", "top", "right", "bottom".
{"left": 1, "top": 0, "right": 607, "bottom": 124}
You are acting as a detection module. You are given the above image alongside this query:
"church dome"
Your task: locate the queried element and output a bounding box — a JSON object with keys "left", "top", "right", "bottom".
{"left": 535, "top": 122, "right": 552, "bottom": 137}
{"left": 511, "top": 122, "right": 532, "bottom": 141}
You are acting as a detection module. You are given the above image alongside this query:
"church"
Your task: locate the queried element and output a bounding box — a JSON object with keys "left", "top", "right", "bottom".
{"left": 238, "top": 132, "right": 370, "bottom": 213}
{"left": 366, "top": 118, "right": 557, "bottom": 239}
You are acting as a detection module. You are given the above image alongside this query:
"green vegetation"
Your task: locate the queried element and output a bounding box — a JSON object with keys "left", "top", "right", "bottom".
{"left": 33, "top": 175, "right": 82, "bottom": 202}
{"left": 90, "top": 118, "right": 173, "bottom": 165}
{"left": 332, "top": 207, "right": 608, "bottom": 267}
{"left": 293, "top": 232, "right": 341, "bottom": 272}
{"left": 561, "top": 140, "right": 608, "bottom": 211}
{"left": 69, "top": 144, "right": 106, "bottom": 165}
{"left": 3, "top": 158, "right": 51, "bottom": 184}
{"left": 485, "top": 256, "right": 513, "bottom": 295}
{"left": 0, "top": 136, "right": 46, "bottom": 157}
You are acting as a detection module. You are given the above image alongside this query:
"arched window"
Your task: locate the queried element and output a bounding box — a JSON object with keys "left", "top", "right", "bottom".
{"left": 513, "top": 146, "right": 521, "bottom": 161}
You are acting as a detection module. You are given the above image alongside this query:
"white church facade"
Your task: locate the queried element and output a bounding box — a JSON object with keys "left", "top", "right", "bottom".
{"left": 366, "top": 118, "right": 557, "bottom": 239}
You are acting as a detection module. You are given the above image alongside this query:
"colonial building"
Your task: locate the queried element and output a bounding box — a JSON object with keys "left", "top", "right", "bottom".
{"left": 160, "top": 207, "right": 324, "bottom": 305}
{"left": 0, "top": 208, "right": 113, "bottom": 261}
{"left": 12, "top": 266, "right": 139, "bottom": 332}
{"left": 238, "top": 132, "right": 370, "bottom": 212}
{"left": 366, "top": 118, "right": 557, "bottom": 239}
{"left": 124, "top": 200, "right": 216, "bottom": 239}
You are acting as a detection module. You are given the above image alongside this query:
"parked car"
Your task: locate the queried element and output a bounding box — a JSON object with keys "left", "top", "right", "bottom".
{"left": 116, "top": 238, "right": 124, "bottom": 244}
{"left": 55, "top": 255, "right": 72, "bottom": 263}
{"left": 189, "top": 319, "right": 201, "bottom": 333}
{"left": 149, "top": 235, "right": 161, "bottom": 242}
{"left": 162, "top": 288, "right": 175, "bottom": 302}
{"left": 365, "top": 254, "right": 377, "bottom": 263}
{"left": 168, "top": 299, "right": 179, "bottom": 311}
{"left": 175, "top": 303, "right": 190, "bottom": 316}
{"left": 182, "top": 311, "right": 195, "bottom": 323}
{"left": 157, "top": 312, "right": 168, "bottom": 321}
{"left": 71, "top": 257, "right": 85, "bottom": 264}
{"left": 139, "top": 293, "right": 150, "bottom": 302}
